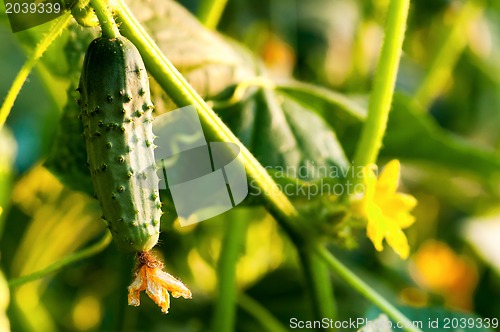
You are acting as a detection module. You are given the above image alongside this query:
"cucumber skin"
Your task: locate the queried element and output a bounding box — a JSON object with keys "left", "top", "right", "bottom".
{"left": 79, "top": 36, "right": 161, "bottom": 252}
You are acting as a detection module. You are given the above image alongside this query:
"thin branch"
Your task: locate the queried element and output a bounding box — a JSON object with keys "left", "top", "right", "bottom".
{"left": 197, "top": 0, "right": 229, "bottom": 30}
{"left": 314, "top": 245, "right": 422, "bottom": 332}
{"left": 211, "top": 213, "right": 248, "bottom": 332}
{"left": 238, "top": 293, "right": 289, "bottom": 332}
{"left": 8, "top": 232, "right": 112, "bottom": 288}
{"left": 353, "top": 0, "right": 410, "bottom": 168}
{"left": 299, "top": 249, "right": 336, "bottom": 330}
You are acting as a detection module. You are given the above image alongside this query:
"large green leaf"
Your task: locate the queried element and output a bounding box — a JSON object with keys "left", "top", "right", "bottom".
{"left": 277, "top": 80, "right": 367, "bottom": 123}
{"left": 215, "top": 86, "right": 349, "bottom": 181}
{"left": 276, "top": 84, "right": 500, "bottom": 195}
{"left": 127, "top": 0, "right": 257, "bottom": 103}
{"left": 276, "top": 80, "right": 367, "bottom": 158}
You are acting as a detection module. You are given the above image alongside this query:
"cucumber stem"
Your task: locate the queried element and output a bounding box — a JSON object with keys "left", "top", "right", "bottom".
{"left": 90, "top": 0, "right": 120, "bottom": 38}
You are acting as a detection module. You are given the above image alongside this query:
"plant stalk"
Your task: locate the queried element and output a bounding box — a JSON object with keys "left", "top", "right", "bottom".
{"left": 197, "top": 0, "right": 229, "bottom": 30}
{"left": 353, "top": 0, "right": 410, "bottom": 168}
{"left": 414, "top": 0, "right": 483, "bottom": 108}
{"left": 211, "top": 211, "right": 248, "bottom": 332}
{"left": 238, "top": 293, "right": 289, "bottom": 332}
{"left": 90, "top": 0, "right": 120, "bottom": 38}
{"left": 299, "top": 249, "right": 336, "bottom": 330}
{"left": 315, "top": 246, "right": 422, "bottom": 332}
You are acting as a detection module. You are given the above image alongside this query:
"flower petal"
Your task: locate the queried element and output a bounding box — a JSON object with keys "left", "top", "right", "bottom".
{"left": 379, "top": 195, "right": 417, "bottom": 229}
{"left": 128, "top": 266, "right": 147, "bottom": 307}
{"left": 127, "top": 252, "right": 192, "bottom": 314}
{"left": 145, "top": 266, "right": 171, "bottom": 313}
{"left": 393, "top": 193, "right": 417, "bottom": 210}
{"left": 385, "top": 224, "right": 410, "bottom": 259}
{"left": 355, "top": 159, "right": 416, "bottom": 260}
{"left": 366, "top": 205, "right": 385, "bottom": 252}
{"left": 152, "top": 268, "right": 192, "bottom": 299}
{"left": 396, "top": 212, "right": 416, "bottom": 229}
{"left": 376, "top": 160, "right": 400, "bottom": 194}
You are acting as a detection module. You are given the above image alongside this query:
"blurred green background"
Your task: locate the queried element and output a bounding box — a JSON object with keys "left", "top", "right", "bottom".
{"left": 1, "top": 0, "right": 500, "bottom": 331}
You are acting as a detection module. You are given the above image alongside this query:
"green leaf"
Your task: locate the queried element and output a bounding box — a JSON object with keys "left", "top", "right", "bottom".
{"left": 153, "top": 85, "right": 350, "bottom": 212}
{"left": 215, "top": 86, "right": 349, "bottom": 182}
{"left": 276, "top": 80, "right": 367, "bottom": 158}
{"left": 274, "top": 86, "right": 500, "bottom": 193}
{"left": 126, "top": 0, "right": 257, "bottom": 101}
{"left": 382, "top": 94, "right": 500, "bottom": 191}
{"left": 277, "top": 80, "right": 367, "bottom": 123}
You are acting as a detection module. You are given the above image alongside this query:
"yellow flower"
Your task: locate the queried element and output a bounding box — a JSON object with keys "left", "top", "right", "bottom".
{"left": 128, "top": 252, "right": 191, "bottom": 313}
{"left": 410, "top": 240, "right": 478, "bottom": 310}
{"left": 353, "top": 160, "right": 417, "bottom": 259}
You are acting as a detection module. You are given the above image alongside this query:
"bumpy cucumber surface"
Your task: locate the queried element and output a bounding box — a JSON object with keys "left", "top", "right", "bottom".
{"left": 79, "top": 36, "right": 161, "bottom": 252}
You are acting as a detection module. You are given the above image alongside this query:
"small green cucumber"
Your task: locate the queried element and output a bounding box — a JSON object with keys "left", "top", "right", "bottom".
{"left": 79, "top": 36, "right": 161, "bottom": 252}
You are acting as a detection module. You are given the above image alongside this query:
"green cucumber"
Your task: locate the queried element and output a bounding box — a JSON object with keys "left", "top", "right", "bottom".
{"left": 79, "top": 36, "right": 161, "bottom": 252}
